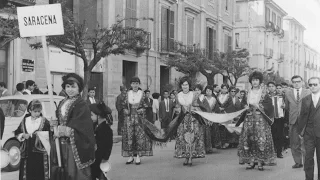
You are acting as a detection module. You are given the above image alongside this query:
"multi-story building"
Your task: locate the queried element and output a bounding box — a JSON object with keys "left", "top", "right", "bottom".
{"left": 281, "top": 16, "right": 306, "bottom": 81}
{"left": 304, "top": 44, "right": 320, "bottom": 81}
{"left": 234, "top": 0, "right": 287, "bottom": 75}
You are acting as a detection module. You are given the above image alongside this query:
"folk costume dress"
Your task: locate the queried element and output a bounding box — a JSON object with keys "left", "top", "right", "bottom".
{"left": 51, "top": 95, "right": 96, "bottom": 180}
{"left": 237, "top": 88, "right": 277, "bottom": 165}
{"left": 14, "top": 116, "right": 51, "bottom": 180}
{"left": 216, "top": 93, "right": 232, "bottom": 147}
{"left": 174, "top": 91, "right": 205, "bottom": 158}
{"left": 198, "top": 95, "right": 220, "bottom": 152}
{"left": 121, "top": 89, "right": 153, "bottom": 157}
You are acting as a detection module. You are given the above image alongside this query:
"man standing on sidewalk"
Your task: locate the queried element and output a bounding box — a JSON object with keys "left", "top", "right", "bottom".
{"left": 284, "top": 75, "right": 310, "bottom": 168}
{"left": 116, "top": 86, "right": 127, "bottom": 135}
{"left": 298, "top": 77, "right": 320, "bottom": 180}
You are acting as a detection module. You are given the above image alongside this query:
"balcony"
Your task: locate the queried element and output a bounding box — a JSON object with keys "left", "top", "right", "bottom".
{"left": 273, "top": 26, "right": 280, "bottom": 35}
{"left": 124, "top": 29, "right": 151, "bottom": 49}
{"left": 8, "top": 0, "right": 36, "bottom": 6}
{"left": 265, "top": 21, "right": 275, "bottom": 32}
{"left": 265, "top": 48, "right": 273, "bottom": 59}
{"left": 278, "top": 29, "right": 284, "bottom": 39}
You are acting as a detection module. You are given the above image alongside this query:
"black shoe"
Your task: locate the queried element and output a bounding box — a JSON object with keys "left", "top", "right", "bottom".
{"left": 258, "top": 166, "right": 264, "bottom": 171}
{"left": 183, "top": 159, "right": 188, "bottom": 166}
{"left": 246, "top": 164, "right": 255, "bottom": 170}
{"left": 188, "top": 158, "right": 192, "bottom": 167}
{"left": 126, "top": 158, "right": 134, "bottom": 164}
{"left": 292, "top": 163, "right": 303, "bottom": 168}
{"left": 277, "top": 154, "right": 283, "bottom": 158}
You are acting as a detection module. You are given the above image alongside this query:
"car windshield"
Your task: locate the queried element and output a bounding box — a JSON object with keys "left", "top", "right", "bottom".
{"left": 0, "top": 99, "right": 28, "bottom": 117}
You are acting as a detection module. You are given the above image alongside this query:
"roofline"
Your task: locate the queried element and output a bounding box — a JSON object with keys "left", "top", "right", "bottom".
{"left": 284, "top": 16, "right": 306, "bottom": 30}
{"left": 266, "top": 0, "right": 288, "bottom": 16}
{"left": 304, "top": 43, "right": 320, "bottom": 55}
{"left": 0, "top": 95, "right": 64, "bottom": 100}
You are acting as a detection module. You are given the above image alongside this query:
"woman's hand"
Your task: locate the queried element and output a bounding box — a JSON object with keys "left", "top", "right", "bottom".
{"left": 22, "top": 133, "right": 30, "bottom": 140}
{"left": 219, "top": 107, "right": 225, "bottom": 111}
{"left": 136, "top": 108, "right": 145, "bottom": 114}
{"left": 50, "top": 118, "right": 59, "bottom": 127}
{"left": 57, "top": 125, "right": 72, "bottom": 137}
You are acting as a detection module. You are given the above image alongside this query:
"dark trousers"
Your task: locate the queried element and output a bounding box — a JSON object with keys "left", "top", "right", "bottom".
{"left": 271, "top": 118, "right": 285, "bottom": 155}
{"left": 303, "top": 127, "right": 320, "bottom": 180}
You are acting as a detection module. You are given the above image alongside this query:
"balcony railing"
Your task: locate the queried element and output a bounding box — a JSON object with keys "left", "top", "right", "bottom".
{"left": 265, "top": 48, "right": 273, "bottom": 59}
{"left": 124, "top": 29, "right": 151, "bottom": 49}
{"left": 277, "top": 53, "right": 284, "bottom": 63}
{"left": 266, "top": 21, "right": 275, "bottom": 32}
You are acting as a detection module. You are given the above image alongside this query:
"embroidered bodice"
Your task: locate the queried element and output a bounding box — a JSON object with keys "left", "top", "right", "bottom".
{"left": 128, "top": 90, "right": 143, "bottom": 105}
{"left": 177, "top": 91, "right": 194, "bottom": 108}
{"left": 248, "top": 88, "right": 262, "bottom": 106}
{"left": 205, "top": 96, "right": 216, "bottom": 108}
{"left": 59, "top": 95, "right": 79, "bottom": 125}
{"left": 218, "top": 93, "right": 229, "bottom": 104}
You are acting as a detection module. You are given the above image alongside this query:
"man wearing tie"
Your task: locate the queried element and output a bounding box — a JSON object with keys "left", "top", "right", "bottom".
{"left": 87, "top": 87, "right": 98, "bottom": 105}
{"left": 298, "top": 77, "right": 320, "bottom": 180}
{"left": 144, "top": 90, "right": 154, "bottom": 123}
{"left": 159, "top": 90, "right": 173, "bottom": 129}
{"left": 284, "top": 75, "right": 310, "bottom": 168}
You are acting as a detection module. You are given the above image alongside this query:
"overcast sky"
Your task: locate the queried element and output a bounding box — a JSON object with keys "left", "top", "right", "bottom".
{"left": 274, "top": 0, "right": 320, "bottom": 52}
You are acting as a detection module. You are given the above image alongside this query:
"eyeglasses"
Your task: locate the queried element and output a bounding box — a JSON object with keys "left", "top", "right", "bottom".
{"left": 231, "top": 91, "right": 236, "bottom": 92}
{"left": 309, "top": 83, "right": 318, "bottom": 87}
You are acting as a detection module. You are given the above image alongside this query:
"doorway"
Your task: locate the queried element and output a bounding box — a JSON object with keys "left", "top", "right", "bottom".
{"left": 122, "top": 60, "right": 137, "bottom": 89}
{"left": 0, "top": 44, "right": 8, "bottom": 84}
{"left": 160, "top": 65, "right": 170, "bottom": 94}
{"left": 90, "top": 72, "right": 103, "bottom": 101}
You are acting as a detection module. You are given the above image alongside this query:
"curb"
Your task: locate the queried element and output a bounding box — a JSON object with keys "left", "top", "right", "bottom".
{"left": 113, "top": 135, "right": 122, "bottom": 143}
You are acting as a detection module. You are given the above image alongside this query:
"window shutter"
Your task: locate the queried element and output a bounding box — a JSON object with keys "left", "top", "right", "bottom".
{"left": 187, "top": 18, "right": 194, "bottom": 45}
{"left": 224, "top": 34, "right": 228, "bottom": 52}
{"left": 125, "top": 0, "right": 137, "bottom": 27}
{"left": 236, "top": 4, "right": 240, "bottom": 20}
{"left": 228, "top": 36, "right": 232, "bottom": 52}
{"left": 161, "top": 7, "right": 168, "bottom": 50}
{"left": 169, "top": 10, "right": 175, "bottom": 50}
{"left": 213, "top": 29, "right": 217, "bottom": 51}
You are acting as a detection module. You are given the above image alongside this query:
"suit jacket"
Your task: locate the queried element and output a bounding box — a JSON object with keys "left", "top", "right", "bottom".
{"left": 144, "top": 98, "right": 153, "bottom": 108}
{"left": 0, "top": 108, "right": 4, "bottom": 139}
{"left": 159, "top": 98, "right": 173, "bottom": 120}
{"left": 86, "top": 97, "right": 99, "bottom": 105}
{"left": 284, "top": 88, "right": 310, "bottom": 125}
{"left": 226, "top": 96, "right": 241, "bottom": 113}
{"left": 298, "top": 94, "right": 320, "bottom": 137}
{"left": 144, "top": 97, "right": 153, "bottom": 122}
{"left": 216, "top": 93, "right": 232, "bottom": 113}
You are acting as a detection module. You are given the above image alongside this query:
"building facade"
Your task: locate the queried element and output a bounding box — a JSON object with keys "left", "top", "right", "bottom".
{"left": 234, "top": 0, "right": 287, "bottom": 74}
{"left": 304, "top": 44, "right": 320, "bottom": 81}
{"left": 282, "top": 16, "right": 306, "bottom": 81}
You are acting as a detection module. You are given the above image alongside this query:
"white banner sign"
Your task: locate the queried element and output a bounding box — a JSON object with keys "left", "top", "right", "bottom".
{"left": 17, "top": 4, "right": 64, "bottom": 37}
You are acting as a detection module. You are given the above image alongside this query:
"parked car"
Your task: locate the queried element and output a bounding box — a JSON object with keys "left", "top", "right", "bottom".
{"left": 0, "top": 95, "right": 64, "bottom": 171}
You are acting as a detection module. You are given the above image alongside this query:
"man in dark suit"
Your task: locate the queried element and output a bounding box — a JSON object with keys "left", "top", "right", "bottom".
{"left": 238, "top": 90, "right": 247, "bottom": 109}
{"left": 0, "top": 108, "right": 4, "bottom": 139}
{"left": 159, "top": 90, "right": 173, "bottom": 129}
{"left": 284, "top": 75, "right": 310, "bottom": 168}
{"left": 213, "top": 84, "right": 220, "bottom": 99}
{"left": 115, "top": 86, "right": 127, "bottom": 135}
{"left": 87, "top": 87, "right": 99, "bottom": 105}
{"left": 144, "top": 90, "right": 153, "bottom": 123}
{"left": 298, "top": 77, "right": 320, "bottom": 180}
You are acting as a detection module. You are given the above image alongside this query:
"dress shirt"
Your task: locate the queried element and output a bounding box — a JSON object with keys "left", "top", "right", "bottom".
{"left": 293, "top": 88, "right": 302, "bottom": 101}
{"left": 89, "top": 97, "right": 96, "bottom": 104}
{"left": 24, "top": 89, "right": 32, "bottom": 95}
{"left": 312, "top": 91, "right": 320, "bottom": 108}
{"left": 164, "top": 98, "right": 169, "bottom": 112}
{"left": 25, "top": 116, "right": 41, "bottom": 136}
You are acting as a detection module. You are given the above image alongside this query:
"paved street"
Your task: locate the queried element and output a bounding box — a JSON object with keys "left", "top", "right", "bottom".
{"left": 1, "top": 141, "right": 316, "bottom": 180}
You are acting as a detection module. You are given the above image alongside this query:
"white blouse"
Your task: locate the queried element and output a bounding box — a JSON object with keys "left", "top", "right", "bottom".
{"left": 25, "top": 116, "right": 42, "bottom": 136}
{"left": 218, "top": 93, "right": 229, "bottom": 104}
{"left": 177, "top": 91, "right": 194, "bottom": 107}
{"left": 248, "top": 88, "right": 262, "bottom": 106}
{"left": 128, "top": 90, "right": 143, "bottom": 104}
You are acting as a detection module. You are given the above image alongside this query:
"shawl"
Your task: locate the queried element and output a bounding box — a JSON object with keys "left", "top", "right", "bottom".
{"left": 56, "top": 96, "right": 96, "bottom": 169}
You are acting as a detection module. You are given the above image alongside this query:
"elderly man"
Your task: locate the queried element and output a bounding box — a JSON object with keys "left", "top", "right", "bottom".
{"left": 115, "top": 86, "right": 127, "bottom": 135}
{"left": 284, "top": 75, "right": 310, "bottom": 169}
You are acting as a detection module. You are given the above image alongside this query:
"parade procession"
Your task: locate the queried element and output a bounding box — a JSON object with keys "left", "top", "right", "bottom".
{"left": 1, "top": 0, "right": 320, "bottom": 180}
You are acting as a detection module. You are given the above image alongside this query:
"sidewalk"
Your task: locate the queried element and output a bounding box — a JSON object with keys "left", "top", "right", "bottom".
{"left": 111, "top": 120, "right": 122, "bottom": 143}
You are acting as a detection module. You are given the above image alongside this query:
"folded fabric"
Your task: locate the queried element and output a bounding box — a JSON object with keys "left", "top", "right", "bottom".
{"left": 192, "top": 109, "right": 247, "bottom": 124}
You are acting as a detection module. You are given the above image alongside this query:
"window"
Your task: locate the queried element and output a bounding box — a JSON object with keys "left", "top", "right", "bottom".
{"left": 272, "top": 12, "right": 276, "bottom": 24}
{"left": 0, "top": 99, "right": 28, "bottom": 117}
{"left": 277, "top": 16, "right": 281, "bottom": 28}
{"left": 187, "top": 17, "right": 194, "bottom": 45}
{"left": 161, "top": 7, "right": 175, "bottom": 51}
{"left": 224, "top": 34, "right": 232, "bottom": 52}
{"left": 236, "top": 4, "right": 240, "bottom": 21}
{"left": 265, "top": 8, "right": 270, "bottom": 22}
{"left": 125, "top": 0, "right": 137, "bottom": 27}
{"left": 206, "top": 27, "right": 217, "bottom": 59}
{"left": 235, "top": 33, "right": 240, "bottom": 49}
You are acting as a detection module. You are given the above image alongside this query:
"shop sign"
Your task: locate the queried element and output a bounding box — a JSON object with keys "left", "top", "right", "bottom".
{"left": 22, "top": 59, "right": 34, "bottom": 72}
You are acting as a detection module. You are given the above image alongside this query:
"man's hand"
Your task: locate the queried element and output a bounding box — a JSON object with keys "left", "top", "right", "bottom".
{"left": 22, "top": 133, "right": 30, "bottom": 140}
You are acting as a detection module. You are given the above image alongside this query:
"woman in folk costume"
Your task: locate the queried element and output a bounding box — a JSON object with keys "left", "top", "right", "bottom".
{"left": 89, "top": 102, "right": 113, "bottom": 180}
{"left": 122, "top": 77, "right": 153, "bottom": 165}
{"left": 237, "top": 71, "right": 276, "bottom": 171}
{"left": 174, "top": 77, "right": 205, "bottom": 166}
{"left": 197, "top": 85, "right": 220, "bottom": 153}
{"left": 216, "top": 84, "right": 233, "bottom": 149}
{"left": 14, "top": 99, "right": 51, "bottom": 180}
{"left": 51, "top": 73, "right": 96, "bottom": 179}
